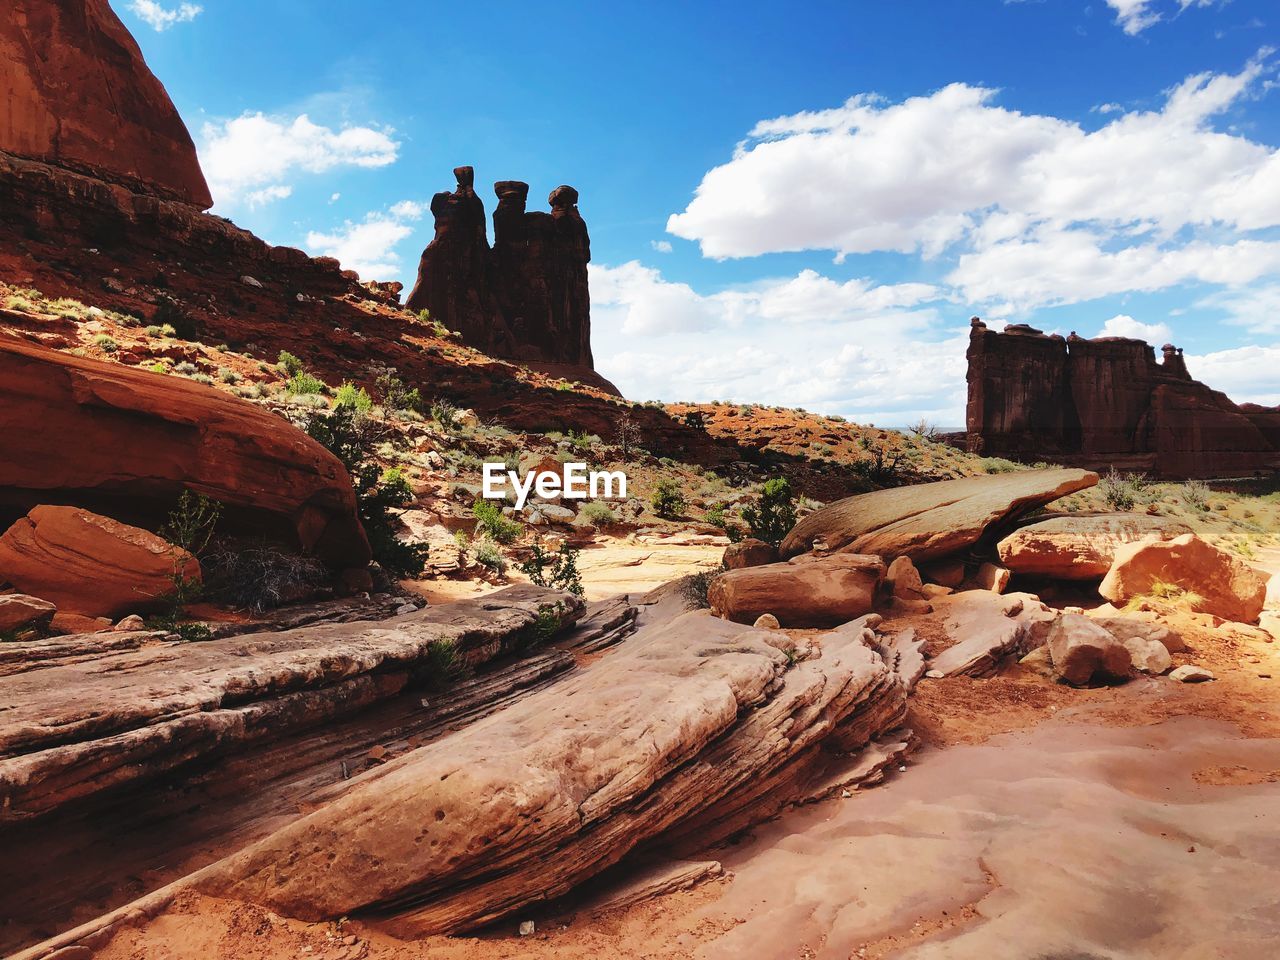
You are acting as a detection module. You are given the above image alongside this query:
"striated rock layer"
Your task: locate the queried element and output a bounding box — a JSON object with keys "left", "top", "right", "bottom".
{"left": 0, "top": 0, "right": 212, "bottom": 207}
{"left": 405, "top": 167, "right": 613, "bottom": 391}
{"left": 0, "top": 335, "right": 369, "bottom": 571}
{"left": 0, "top": 586, "right": 583, "bottom": 820}
{"left": 966, "top": 318, "right": 1280, "bottom": 479}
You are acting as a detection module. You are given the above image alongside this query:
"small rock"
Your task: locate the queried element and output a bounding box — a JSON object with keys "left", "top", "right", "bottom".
{"left": 113, "top": 613, "right": 146, "bottom": 632}
{"left": 1169, "top": 664, "right": 1215, "bottom": 683}
{"left": 1122, "top": 635, "right": 1173, "bottom": 675}
{"left": 518, "top": 920, "right": 535, "bottom": 936}
{"left": 753, "top": 613, "right": 781, "bottom": 630}
{"left": 240, "top": 275, "right": 264, "bottom": 288}
{"left": 395, "top": 603, "right": 418, "bottom": 616}
{"left": 972, "top": 562, "right": 1011, "bottom": 594}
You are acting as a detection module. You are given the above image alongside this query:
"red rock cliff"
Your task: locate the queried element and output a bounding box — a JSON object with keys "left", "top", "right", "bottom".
{"left": 0, "top": 0, "right": 213, "bottom": 208}
{"left": 966, "top": 318, "right": 1280, "bottom": 479}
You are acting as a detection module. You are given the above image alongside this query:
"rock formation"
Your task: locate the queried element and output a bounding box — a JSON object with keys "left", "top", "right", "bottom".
{"left": 0, "top": 336, "right": 370, "bottom": 572}
{"left": 997, "top": 513, "right": 1192, "bottom": 580}
{"left": 0, "top": 505, "right": 199, "bottom": 619}
{"left": 779, "top": 467, "right": 1098, "bottom": 561}
{"left": 406, "top": 167, "right": 613, "bottom": 391}
{"left": 1, "top": 0, "right": 212, "bottom": 208}
{"left": 709, "top": 553, "right": 884, "bottom": 627}
{"left": 966, "top": 319, "right": 1280, "bottom": 479}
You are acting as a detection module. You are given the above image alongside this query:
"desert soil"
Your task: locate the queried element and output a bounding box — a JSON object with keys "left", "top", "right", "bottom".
{"left": 83, "top": 552, "right": 1280, "bottom": 960}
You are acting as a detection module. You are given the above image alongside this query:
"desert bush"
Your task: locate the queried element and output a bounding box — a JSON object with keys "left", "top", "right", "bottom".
{"left": 1100, "top": 468, "right": 1148, "bottom": 511}
{"left": 334, "top": 381, "right": 373, "bottom": 412}
{"left": 373, "top": 367, "right": 422, "bottom": 413}
{"left": 615, "top": 411, "right": 642, "bottom": 459}
{"left": 472, "top": 538, "right": 507, "bottom": 574}
{"left": 979, "top": 457, "right": 1022, "bottom": 474}
{"left": 680, "top": 567, "right": 723, "bottom": 609}
{"left": 741, "top": 477, "right": 796, "bottom": 546}
{"left": 286, "top": 371, "right": 325, "bottom": 396}
{"left": 580, "top": 501, "right": 617, "bottom": 524}
{"left": 852, "top": 439, "right": 904, "bottom": 485}
{"left": 1181, "top": 479, "right": 1210, "bottom": 511}
{"left": 202, "top": 541, "right": 327, "bottom": 611}
{"left": 278, "top": 350, "right": 305, "bottom": 376}
{"left": 191, "top": 373, "right": 214, "bottom": 385}
{"left": 431, "top": 398, "right": 460, "bottom": 431}
{"left": 422, "top": 638, "right": 472, "bottom": 689}
{"left": 519, "top": 541, "right": 584, "bottom": 596}
{"left": 150, "top": 491, "right": 222, "bottom": 641}
{"left": 304, "top": 406, "right": 428, "bottom": 577}
{"left": 218, "top": 367, "right": 241, "bottom": 384}
{"left": 651, "top": 478, "right": 686, "bottom": 519}
{"left": 174, "top": 361, "right": 197, "bottom": 375}
{"left": 473, "top": 498, "right": 522, "bottom": 544}
{"left": 93, "top": 334, "right": 119, "bottom": 353}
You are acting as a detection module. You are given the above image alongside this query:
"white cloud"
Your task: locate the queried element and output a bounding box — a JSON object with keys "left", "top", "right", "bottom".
{"left": 199, "top": 113, "right": 400, "bottom": 209}
{"left": 650, "top": 240, "right": 674, "bottom": 253}
{"left": 244, "top": 185, "right": 293, "bottom": 209}
{"left": 127, "top": 1, "right": 202, "bottom": 31}
{"left": 1104, "top": 0, "right": 1218, "bottom": 35}
{"left": 1198, "top": 283, "right": 1280, "bottom": 335}
{"left": 591, "top": 262, "right": 960, "bottom": 423}
{"left": 305, "top": 201, "right": 424, "bottom": 281}
{"left": 1099, "top": 314, "right": 1173, "bottom": 343}
{"left": 1186, "top": 344, "right": 1280, "bottom": 406}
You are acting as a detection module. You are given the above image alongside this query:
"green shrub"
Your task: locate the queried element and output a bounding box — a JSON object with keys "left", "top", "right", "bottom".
{"left": 93, "top": 334, "right": 119, "bottom": 353}
{"left": 473, "top": 498, "right": 522, "bottom": 544}
{"left": 144, "top": 324, "right": 163, "bottom": 336}
{"left": 580, "top": 501, "right": 616, "bottom": 524}
{"left": 705, "top": 504, "right": 744, "bottom": 541}
{"left": 430, "top": 398, "right": 459, "bottom": 431}
{"left": 519, "top": 541, "right": 584, "bottom": 596}
{"left": 218, "top": 367, "right": 241, "bottom": 384}
{"left": 473, "top": 538, "right": 507, "bottom": 574}
{"left": 651, "top": 478, "right": 686, "bottom": 519}
{"left": 374, "top": 368, "right": 422, "bottom": 413}
{"left": 741, "top": 477, "right": 796, "bottom": 546}
{"left": 1100, "top": 468, "right": 1148, "bottom": 511}
{"left": 174, "top": 361, "right": 197, "bottom": 375}
{"left": 304, "top": 406, "right": 428, "bottom": 577}
{"left": 148, "top": 491, "right": 221, "bottom": 642}
{"left": 277, "top": 350, "right": 305, "bottom": 376}
{"left": 1181, "top": 480, "right": 1210, "bottom": 511}
{"left": 334, "top": 381, "right": 373, "bottom": 412}
{"left": 979, "top": 457, "right": 1022, "bottom": 474}
{"left": 147, "top": 362, "right": 168, "bottom": 374}
{"left": 160, "top": 323, "right": 177, "bottom": 337}
{"left": 286, "top": 371, "right": 325, "bottom": 396}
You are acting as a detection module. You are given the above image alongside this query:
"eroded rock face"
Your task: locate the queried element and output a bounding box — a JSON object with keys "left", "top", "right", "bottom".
{"left": 708, "top": 553, "right": 885, "bottom": 627}
{"left": 723, "top": 538, "right": 780, "bottom": 570}
{"left": 966, "top": 319, "right": 1280, "bottom": 479}
{"left": 925, "top": 591, "right": 1058, "bottom": 678}
{"left": 780, "top": 468, "right": 1098, "bottom": 562}
{"left": 1099, "top": 534, "right": 1269, "bottom": 624}
{"left": 194, "top": 611, "right": 907, "bottom": 935}
{"left": 0, "top": 0, "right": 212, "bottom": 207}
{"left": 405, "top": 168, "right": 611, "bottom": 389}
{"left": 998, "top": 513, "right": 1193, "bottom": 580}
{"left": 0, "top": 336, "right": 370, "bottom": 571}
{"left": 0, "top": 585, "right": 583, "bottom": 819}
{"left": 0, "top": 593, "right": 56, "bottom": 634}
{"left": 0, "top": 506, "right": 197, "bottom": 619}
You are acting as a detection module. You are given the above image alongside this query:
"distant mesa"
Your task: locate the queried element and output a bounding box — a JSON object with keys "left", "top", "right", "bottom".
{"left": 406, "top": 166, "right": 619, "bottom": 395}
{"left": 965, "top": 318, "right": 1280, "bottom": 479}
{"left": 0, "top": 0, "right": 213, "bottom": 208}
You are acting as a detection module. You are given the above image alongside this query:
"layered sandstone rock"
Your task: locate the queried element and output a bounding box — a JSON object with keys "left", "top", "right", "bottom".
{"left": 925, "top": 591, "right": 1058, "bottom": 678}
{"left": 708, "top": 553, "right": 884, "bottom": 627}
{"left": 723, "top": 537, "right": 780, "bottom": 570}
{"left": 0, "top": 585, "right": 583, "bottom": 819}
{"left": 0, "top": 0, "right": 212, "bottom": 207}
{"left": 1099, "top": 534, "right": 1269, "bottom": 624}
{"left": 966, "top": 319, "right": 1280, "bottom": 479}
{"left": 194, "top": 611, "right": 907, "bottom": 934}
{"left": 405, "top": 167, "right": 613, "bottom": 389}
{"left": 1046, "top": 614, "right": 1134, "bottom": 686}
{"left": 997, "top": 513, "right": 1192, "bottom": 580}
{"left": 0, "top": 336, "right": 370, "bottom": 570}
{"left": 0, "top": 593, "right": 56, "bottom": 634}
{"left": 780, "top": 468, "right": 1098, "bottom": 562}
{"left": 0, "top": 506, "right": 198, "bottom": 619}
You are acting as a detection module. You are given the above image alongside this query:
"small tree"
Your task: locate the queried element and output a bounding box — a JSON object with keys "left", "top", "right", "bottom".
{"left": 519, "top": 540, "right": 584, "bottom": 596}
{"left": 651, "top": 478, "right": 686, "bottom": 519}
{"left": 741, "top": 477, "right": 796, "bottom": 546}
{"left": 616, "top": 410, "right": 642, "bottom": 460}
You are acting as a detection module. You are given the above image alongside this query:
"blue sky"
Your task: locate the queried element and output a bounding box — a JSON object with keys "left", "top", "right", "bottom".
{"left": 124, "top": 0, "right": 1278, "bottom": 425}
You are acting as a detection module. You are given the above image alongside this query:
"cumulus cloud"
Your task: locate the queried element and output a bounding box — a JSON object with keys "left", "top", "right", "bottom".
{"left": 1198, "top": 283, "right": 1280, "bottom": 335}
{"left": 650, "top": 240, "right": 674, "bottom": 253}
{"left": 590, "top": 262, "right": 960, "bottom": 423}
{"left": 666, "top": 55, "right": 1280, "bottom": 314}
{"left": 127, "top": 1, "right": 202, "bottom": 31}
{"left": 1186, "top": 344, "right": 1280, "bottom": 406}
{"left": 305, "top": 201, "right": 425, "bottom": 281}
{"left": 1099, "top": 314, "right": 1173, "bottom": 343}
{"left": 199, "top": 113, "right": 399, "bottom": 209}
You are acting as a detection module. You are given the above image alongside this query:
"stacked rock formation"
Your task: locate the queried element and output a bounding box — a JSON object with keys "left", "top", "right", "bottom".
{"left": 406, "top": 167, "right": 611, "bottom": 390}
{"left": 965, "top": 319, "right": 1280, "bottom": 479}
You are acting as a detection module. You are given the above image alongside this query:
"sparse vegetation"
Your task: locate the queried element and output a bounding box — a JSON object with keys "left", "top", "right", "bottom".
{"left": 651, "top": 478, "right": 686, "bottom": 519}
{"left": 580, "top": 501, "right": 617, "bottom": 524}
{"left": 93, "top": 334, "right": 119, "bottom": 353}
{"left": 680, "top": 567, "right": 723, "bottom": 609}
{"left": 151, "top": 490, "right": 222, "bottom": 642}
{"left": 203, "top": 541, "right": 327, "bottom": 611}
{"left": 1181, "top": 479, "right": 1210, "bottom": 512}
{"left": 472, "top": 538, "right": 507, "bottom": 574}
{"left": 741, "top": 476, "right": 796, "bottom": 546}
{"left": 519, "top": 541, "right": 584, "bottom": 596}
{"left": 472, "top": 498, "right": 523, "bottom": 544}
{"left": 334, "top": 381, "right": 373, "bottom": 412}
{"left": 1100, "top": 467, "right": 1148, "bottom": 511}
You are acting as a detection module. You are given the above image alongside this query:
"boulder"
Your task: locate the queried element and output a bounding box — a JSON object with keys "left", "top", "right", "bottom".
{"left": 885, "top": 555, "right": 926, "bottom": 601}
{"left": 0, "top": 594, "right": 55, "bottom": 634}
{"left": 0, "top": 0, "right": 213, "bottom": 207}
{"left": 780, "top": 469, "right": 1098, "bottom": 562}
{"left": 194, "top": 612, "right": 908, "bottom": 935}
{"left": 0, "top": 506, "right": 198, "bottom": 619}
{"left": 1099, "top": 534, "right": 1269, "bottom": 624}
{"left": 1123, "top": 635, "right": 1172, "bottom": 674}
{"left": 1046, "top": 614, "right": 1134, "bottom": 686}
{"left": 997, "top": 514, "right": 1193, "bottom": 580}
{"left": 920, "top": 559, "right": 966, "bottom": 588}
{"left": 0, "top": 336, "right": 370, "bottom": 571}
{"left": 926, "top": 592, "right": 1059, "bottom": 678}
{"left": 971, "top": 562, "right": 1011, "bottom": 594}
{"left": 752, "top": 613, "right": 781, "bottom": 630}
{"left": 1170, "top": 664, "right": 1215, "bottom": 683}
{"left": 724, "top": 538, "right": 780, "bottom": 570}
{"left": 1087, "top": 614, "right": 1185, "bottom": 653}
{"left": 708, "top": 553, "right": 885, "bottom": 628}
